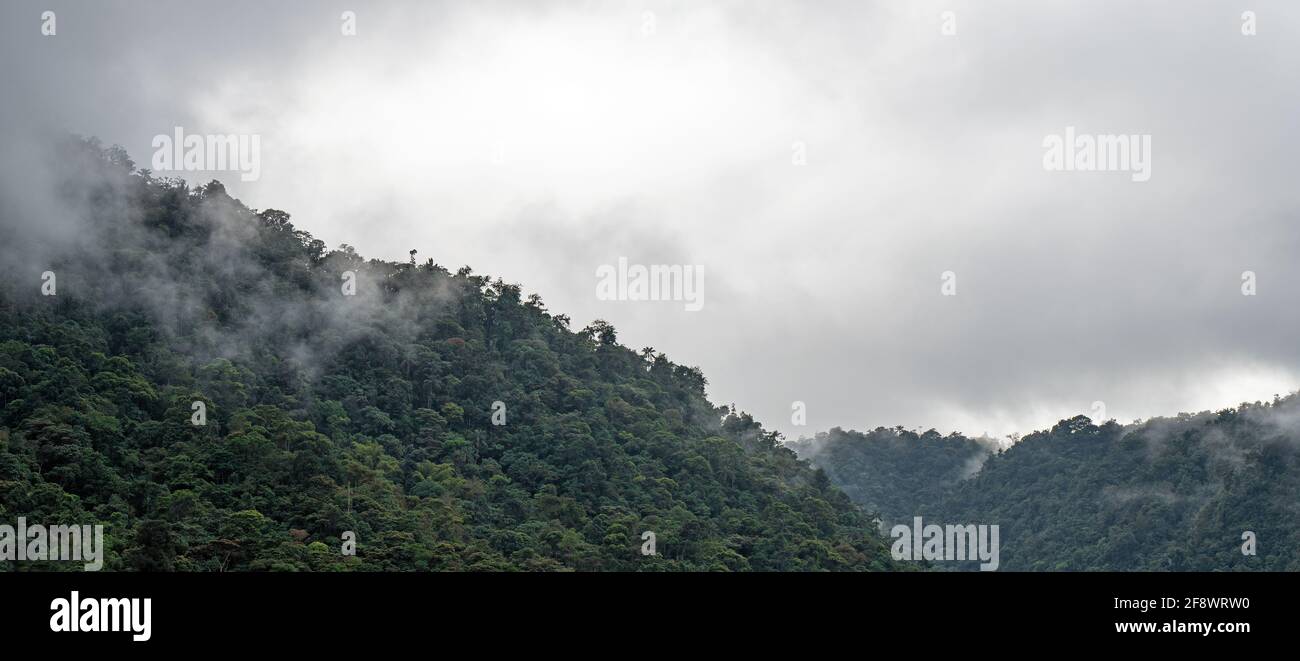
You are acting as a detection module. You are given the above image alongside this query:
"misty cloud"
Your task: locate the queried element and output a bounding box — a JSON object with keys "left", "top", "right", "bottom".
{"left": 4, "top": 0, "right": 1300, "bottom": 439}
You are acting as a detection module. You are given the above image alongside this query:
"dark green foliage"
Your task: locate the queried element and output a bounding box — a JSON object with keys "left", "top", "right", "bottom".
{"left": 789, "top": 427, "right": 992, "bottom": 524}
{"left": 934, "top": 410, "right": 1300, "bottom": 571}
{"left": 0, "top": 139, "right": 897, "bottom": 571}
{"left": 801, "top": 407, "right": 1300, "bottom": 571}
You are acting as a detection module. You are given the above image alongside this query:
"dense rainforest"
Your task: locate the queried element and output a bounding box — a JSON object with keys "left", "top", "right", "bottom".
{"left": 5, "top": 138, "right": 1295, "bottom": 573}
{"left": 796, "top": 402, "right": 1300, "bottom": 571}
{"left": 788, "top": 427, "right": 994, "bottom": 523}
{"left": 0, "top": 138, "right": 899, "bottom": 571}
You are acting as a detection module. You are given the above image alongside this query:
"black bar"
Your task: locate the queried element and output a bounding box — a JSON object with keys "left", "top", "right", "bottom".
{"left": 3, "top": 571, "right": 1287, "bottom": 652}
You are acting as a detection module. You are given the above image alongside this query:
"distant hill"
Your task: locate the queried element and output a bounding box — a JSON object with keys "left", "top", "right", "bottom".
{"left": 788, "top": 427, "right": 993, "bottom": 523}
{"left": 794, "top": 404, "right": 1300, "bottom": 571}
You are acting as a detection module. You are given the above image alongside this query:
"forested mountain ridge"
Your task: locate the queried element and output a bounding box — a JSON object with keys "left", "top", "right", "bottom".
{"left": 796, "top": 401, "right": 1300, "bottom": 571}
{"left": 10, "top": 138, "right": 1293, "bottom": 574}
{"left": 788, "top": 427, "right": 994, "bottom": 524}
{"left": 0, "top": 138, "right": 899, "bottom": 571}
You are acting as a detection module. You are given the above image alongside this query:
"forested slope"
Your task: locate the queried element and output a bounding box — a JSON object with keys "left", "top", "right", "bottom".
{"left": 788, "top": 427, "right": 992, "bottom": 523}
{"left": 798, "top": 404, "right": 1300, "bottom": 571}
{"left": 0, "top": 138, "right": 898, "bottom": 571}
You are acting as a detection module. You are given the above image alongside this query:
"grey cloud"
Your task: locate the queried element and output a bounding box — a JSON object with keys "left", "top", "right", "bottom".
{"left": 3, "top": 0, "right": 1300, "bottom": 440}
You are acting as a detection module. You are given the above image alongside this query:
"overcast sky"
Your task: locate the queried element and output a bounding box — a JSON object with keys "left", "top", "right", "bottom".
{"left": 4, "top": 0, "right": 1300, "bottom": 440}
